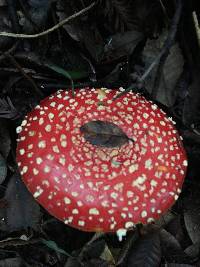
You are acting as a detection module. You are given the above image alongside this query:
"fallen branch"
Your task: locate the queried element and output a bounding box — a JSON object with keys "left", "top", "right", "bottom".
{"left": 0, "top": 2, "right": 96, "bottom": 39}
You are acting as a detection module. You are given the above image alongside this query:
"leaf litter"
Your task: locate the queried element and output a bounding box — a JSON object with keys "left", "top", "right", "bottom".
{"left": 0, "top": 0, "right": 199, "bottom": 266}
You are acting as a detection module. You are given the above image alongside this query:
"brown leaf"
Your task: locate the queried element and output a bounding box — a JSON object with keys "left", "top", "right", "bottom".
{"left": 80, "top": 120, "right": 132, "bottom": 148}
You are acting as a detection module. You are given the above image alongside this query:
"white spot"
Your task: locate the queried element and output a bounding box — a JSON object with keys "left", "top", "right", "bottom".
{"left": 22, "top": 166, "right": 28, "bottom": 173}
{"left": 147, "top": 218, "right": 154, "bottom": 223}
{"left": 111, "top": 192, "right": 118, "bottom": 199}
{"left": 127, "top": 191, "right": 134, "bottom": 198}
{"left": 36, "top": 157, "right": 43, "bottom": 164}
{"left": 125, "top": 222, "right": 135, "bottom": 229}
{"left": 129, "top": 164, "right": 139, "bottom": 173}
{"left": 60, "top": 134, "right": 67, "bottom": 140}
{"left": 42, "top": 180, "right": 49, "bottom": 187}
{"left": 132, "top": 174, "right": 147, "bottom": 187}
{"left": 68, "top": 164, "right": 74, "bottom": 172}
{"left": 58, "top": 104, "right": 64, "bottom": 110}
{"left": 152, "top": 104, "right": 157, "bottom": 110}
{"left": 45, "top": 125, "right": 52, "bottom": 132}
{"left": 78, "top": 220, "right": 85, "bottom": 227}
{"left": 38, "top": 140, "right": 46, "bottom": 148}
{"left": 39, "top": 118, "right": 44, "bottom": 125}
{"left": 28, "top": 144, "right": 33, "bottom": 150}
{"left": 160, "top": 121, "right": 166, "bottom": 126}
{"left": 50, "top": 102, "right": 56, "bottom": 107}
{"left": 145, "top": 159, "right": 153, "bottom": 170}
{"left": 89, "top": 208, "right": 99, "bottom": 215}
{"left": 16, "top": 126, "right": 22, "bottom": 134}
{"left": 47, "top": 154, "right": 54, "bottom": 160}
{"left": 29, "top": 131, "right": 36, "bottom": 136}
{"left": 59, "top": 157, "right": 66, "bottom": 166}
{"left": 48, "top": 113, "right": 54, "bottom": 120}
{"left": 72, "top": 192, "right": 78, "bottom": 197}
{"left": 72, "top": 209, "right": 79, "bottom": 214}
{"left": 61, "top": 141, "right": 67, "bottom": 148}
{"left": 77, "top": 201, "right": 83, "bottom": 206}
{"left": 183, "top": 160, "right": 188, "bottom": 167}
{"left": 33, "top": 168, "right": 39, "bottom": 175}
{"left": 133, "top": 123, "right": 139, "bottom": 129}
{"left": 53, "top": 145, "right": 60, "bottom": 153}
{"left": 114, "top": 183, "right": 123, "bottom": 192}
{"left": 19, "top": 149, "right": 25, "bottom": 155}
{"left": 143, "top": 123, "right": 148, "bottom": 129}
{"left": 44, "top": 166, "right": 51, "bottom": 173}
{"left": 150, "top": 180, "right": 157, "bottom": 187}
{"left": 174, "top": 194, "right": 179, "bottom": 200}
{"left": 33, "top": 187, "right": 43, "bottom": 198}
{"left": 21, "top": 120, "right": 27, "bottom": 126}
{"left": 101, "top": 200, "right": 109, "bottom": 207}
{"left": 141, "top": 211, "right": 147, "bottom": 218}
{"left": 143, "top": 113, "right": 149, "bottom": 119}
{"left": 57, "top": 94, "right": 62, "bottom": 99}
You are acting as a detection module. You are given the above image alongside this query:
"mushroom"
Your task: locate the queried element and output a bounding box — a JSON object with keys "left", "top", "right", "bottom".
{"left": 16, "top": 87, "right": 187, "bottom": 240}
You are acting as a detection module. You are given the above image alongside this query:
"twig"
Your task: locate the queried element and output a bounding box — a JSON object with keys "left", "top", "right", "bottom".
{"left": 151, "top": 0, "right": 183, "bottom": 99}
{"left": 0, "top": 2, "right": 96, "bottom": 39}
{"left": 193, "top": 11, "right": 200, "bottom": 48}
{"left": 5, "top": 52, "right": 44, "bottom": 97}
{"left": 0, "top": 237, "right": 40, "bottom": 248}
{"left": 0, "top": 41, "right": 19, "bottom": 62}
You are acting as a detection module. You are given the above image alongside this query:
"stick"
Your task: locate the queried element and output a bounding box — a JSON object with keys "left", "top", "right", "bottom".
{"left": 0, "top": 2, "right": 96, "bottom": 39}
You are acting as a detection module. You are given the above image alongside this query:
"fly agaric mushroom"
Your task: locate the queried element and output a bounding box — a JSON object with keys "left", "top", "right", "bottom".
{"left": 16, "top": 87, "right": 187, "bottom": 240}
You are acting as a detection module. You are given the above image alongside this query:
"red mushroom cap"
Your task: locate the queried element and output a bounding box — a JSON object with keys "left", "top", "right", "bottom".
{"left": 16, "top": 88, "right": 187, "bottom": 235}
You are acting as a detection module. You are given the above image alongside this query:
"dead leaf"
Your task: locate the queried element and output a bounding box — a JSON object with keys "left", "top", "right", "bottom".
{"left": 164, "top": 264, "right": 195, "bottom": 267}
{"left": 0, "top": 257, "right": 22, "bottom": 267}
{"left": 155, "top": 210, "right": 176, "bottom": 228}
{"left": 160, "top": 229, "right": 190, "bottom": 263}
{"left": 143, "top": 30, "right": 184, "bottom": 106}
{"left": 100, "top": 244, "right": 115, "bottom": 265}
{"left": 126, "top": 229, "right": 161, "bottom": 267}
{"left": 0, "top": 153, "right": 7, "bottom": 184}
{"left": 184, "top": 190, "right": 200, "bottom": 244}
{"left": 80, "top": 120, "right": 132, "bottom": 147}
{"left": 104, "top": 30, "right": 144, "bottom": 60}
{"left": 0, "top": 119, "right": 11, "bottom": 159}
{"left": 4, "top": 173, "right": 40, "bottom": 231}
{"left": 184, "top": 242, "right": 200, "bottom": 260}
